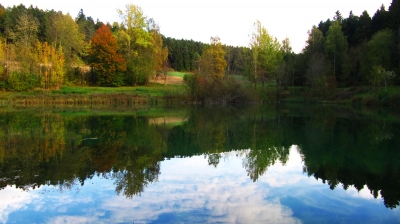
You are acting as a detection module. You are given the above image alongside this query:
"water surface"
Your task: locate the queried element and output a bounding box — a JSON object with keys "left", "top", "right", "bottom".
{"left": 0, "top": 105, "right": 399, "bottom": 223}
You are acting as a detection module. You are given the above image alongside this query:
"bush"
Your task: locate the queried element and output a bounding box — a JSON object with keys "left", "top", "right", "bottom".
{"left": 6, "top": 73, "right": 39, "bottom": 92}
{"left": 184, "top": 74, "right": 256, "bottom": 103}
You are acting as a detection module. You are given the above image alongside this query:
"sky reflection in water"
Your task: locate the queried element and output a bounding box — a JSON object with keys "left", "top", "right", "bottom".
{"left": 1, "top": 146, "right": 399, "bottom": 224}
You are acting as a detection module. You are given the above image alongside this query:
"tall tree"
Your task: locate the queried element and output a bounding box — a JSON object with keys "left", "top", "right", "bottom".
{"left": 34, "top": 41, "right": 65, "bottom": 89}
{"left": 342, "top": 11, "right": 359, "bottom": 48}
{"left": 371, "top": 4, "right": 389, "bottom": 35}
{"left": 303, "top": 25, "right": 325, "bottom": 55}
{"left": 388, "top": 0, "right": 400, "bottom": 77}
{"left": 0, "top": 37, "right": 4, "bottom": 75}
{"left": 117, "top": 4, "right": 154, "bottom": 85}
{"left": 325, "top": 21, "right": 348, "bottom": 79}
{"left": 199, "top": 36, "right": 227, "bottom": 80}
{"left": 353, "top": 11, "right": 372, "bottom": 43}
{"left": 249, "top": 20, "right": 282, "bottom": 88}
{"left": 362, "top": 29, "right": 394, "bottom": 75}
{"left": 279, "top": 38, "right": 295, "bottom": 88}
{"left": 46, "top": 12, "right": 85, "bottom": 65}
{"left": 88, "top": 24, "right": 126, "bottom": 86}
{"left": 75, "top": 9, "right": 96, "bottom": 42}
{"left": 13, "top": 11, "right": 39, "bottom": 47}
{"left": 149, "top": 26, "right": 168, "bottom": 84}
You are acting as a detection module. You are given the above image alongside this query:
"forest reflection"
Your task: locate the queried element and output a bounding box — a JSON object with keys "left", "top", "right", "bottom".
{"left": 0, "top": 105, "right": 399, "bottom": 208}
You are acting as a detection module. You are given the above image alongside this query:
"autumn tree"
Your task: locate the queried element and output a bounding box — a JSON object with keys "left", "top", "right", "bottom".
{"left": 34, "top": 41, "right": 66, "bottom": 89}
{"left": 199, "top": 36, "right": 227, "bottom": 80}
{"left": 88, "top": 24, "right": 126, "bottom": 86}
{"left": 0, "top": 37, "right": 4, "bottom": 75}
{"left": 146, "top": 19, "right": 169, "bottom": 84}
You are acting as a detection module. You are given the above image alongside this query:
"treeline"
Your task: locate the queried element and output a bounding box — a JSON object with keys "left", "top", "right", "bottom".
{"left": 295, "top": 1, "right": 400, "bottom": 93}
{"left": 0, "top": 3, "right": 169, "bottom": 90}
{"left": 163, "top": 37, "right": 253, "bottom": 76}
{"left": 166, "top": 1, "right": 400, "bottom": 99}
{"left": 0, "top": 1, "right": 399, "bottom": 95}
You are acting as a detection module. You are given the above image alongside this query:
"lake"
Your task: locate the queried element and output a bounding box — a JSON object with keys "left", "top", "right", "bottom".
{"left": 0, "top": 104, "right": 399, "bottom": 223}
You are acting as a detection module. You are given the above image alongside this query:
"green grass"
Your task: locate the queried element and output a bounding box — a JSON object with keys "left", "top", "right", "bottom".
{"left": 52, "top": 84, "right": 187, "bottom": 97}
{"left": 230, "top": 75, "right": 247, "bottom": 81}
{"left": 0, "top": 83, "right": 188, "bottom": 106}
{"left": 167, "top": 71, "right": 192, "bottom": 78}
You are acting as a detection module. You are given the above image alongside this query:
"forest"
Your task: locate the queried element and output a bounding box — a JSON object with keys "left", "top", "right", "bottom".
{"left": 0, "top": 1, "right": 399, "bottom": 102}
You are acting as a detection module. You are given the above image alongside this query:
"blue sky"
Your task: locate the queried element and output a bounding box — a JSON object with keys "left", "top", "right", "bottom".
{"left": 1, "top": 147, "right": 399, "bottom": 223}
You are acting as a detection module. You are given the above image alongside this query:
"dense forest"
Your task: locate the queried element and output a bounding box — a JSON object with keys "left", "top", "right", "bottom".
{"left": 0, "top": 1, "right": 399, "bottom": 95}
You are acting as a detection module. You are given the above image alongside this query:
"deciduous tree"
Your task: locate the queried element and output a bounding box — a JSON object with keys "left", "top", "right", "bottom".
{"left": 88, "top": 24, "right": 126, "bottom": 86}
{"left": 117, "top": 4, "right": 154, "bottom": 85}
{"left": 325, "top": 21, "right": 348, "bottom": 79}
{"left": 46, "top": 12, "right": 85, "bottom": 65}
{"left": 199, "top": 36, "right": 227, "bottom": 80}
{"left": 249, "top": 20, "right": 282, "bottom": 88}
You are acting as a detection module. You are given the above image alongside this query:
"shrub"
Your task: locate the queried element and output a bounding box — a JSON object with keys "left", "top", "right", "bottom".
{"left": 184, "top": 74, "right": 255, "bottom": 103}
{"left": 7, "top": 73, "right": 39, "bottom": 92}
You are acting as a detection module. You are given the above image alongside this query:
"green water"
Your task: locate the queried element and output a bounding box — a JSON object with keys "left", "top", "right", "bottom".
{"left": 0, "top": 105, "right": 399, "bottom": 223}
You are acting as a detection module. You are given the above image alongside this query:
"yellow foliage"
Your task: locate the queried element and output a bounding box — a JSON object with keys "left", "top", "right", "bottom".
{"left": 200, "top": 36, "right": 227, "bottom": 79}
{"left": 34, "top": 41, "right": 65, "bottom": 89}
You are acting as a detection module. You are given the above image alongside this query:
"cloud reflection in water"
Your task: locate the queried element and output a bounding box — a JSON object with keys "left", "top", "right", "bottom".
{"left": 1, "top": 146, "right": 399, "bottom": 223}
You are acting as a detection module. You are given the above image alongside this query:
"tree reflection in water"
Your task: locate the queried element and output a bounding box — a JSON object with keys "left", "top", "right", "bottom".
{"left": 0, "top": 105, "right": 399, "bottom": 208}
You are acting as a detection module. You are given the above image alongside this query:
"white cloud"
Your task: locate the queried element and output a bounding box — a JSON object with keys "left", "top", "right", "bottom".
{"left": 46, "top": 216, "right": 101, "bottom": 224}
{"left": 1, "top": 146, "right": 397, "bottom": 223}
{"left": 0, "top": 186, "right": 39, "bottom": 223}
{"left": 98, "top": 150, "right": 304, "bottom": 223}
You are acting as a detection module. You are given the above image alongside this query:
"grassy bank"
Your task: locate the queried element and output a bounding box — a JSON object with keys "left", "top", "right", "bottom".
{"left": 167, "top": 71, "right": 192, "bottom": 78}
{"left": 0, "top": 84, "right": 187, "bottom": 106}
{"left": 278, "top": 86, "right": 400, "bottom": 107}
{"left": 1, "top": 78, "right": 399, "bottom": 107}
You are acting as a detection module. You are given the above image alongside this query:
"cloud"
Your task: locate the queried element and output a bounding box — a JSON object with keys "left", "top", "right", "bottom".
{"left": 2, "top": 147, "right": 397, "bottom": 223}
{"left": 0, "top": 186, "right": 39, "bottom": 223}
{"left": 98, "top": 150, "right": 303, "bottom": 223}
{"left": 46, "top": 216, "right": 101, "bottom": 224}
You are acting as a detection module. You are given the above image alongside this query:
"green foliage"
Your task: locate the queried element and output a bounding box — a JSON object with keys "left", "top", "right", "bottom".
{"left": 117, "top": 4, "right": 155, "bottom": 86}
{"left": 367, "top": 65, "right": 396, "bottom": 91}
{"left": 163, "top": 37, "right": 205, "bottom": 72}
{"left": 365, "top": 29, "right": 394, "bottom": 72}
{"left": 6, "top": 72, "right": 39, "bottom": 91}
{"left": 167, "top": 71, "right": 190, "bottom": 78}
{"left": 250, "top": 20, "right": 283, "bottom": 87}
{"left": 1, "top": 105, "right": 400, "bottom": 207}
{"left": 75, "top": 9, "right": 96, "bottom": 42}
{"left": 184, "top": 74, "right": 255, "bottom": 103}
{"left": 325, "top": 21, "right": 348, "bottom": 79}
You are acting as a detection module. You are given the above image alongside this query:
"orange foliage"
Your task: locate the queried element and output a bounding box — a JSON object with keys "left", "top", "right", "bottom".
{"left": 89, "top": 24, "right": 126, "bottom": 86}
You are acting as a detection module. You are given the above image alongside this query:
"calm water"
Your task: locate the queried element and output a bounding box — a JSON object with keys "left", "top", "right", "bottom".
{"left": 0, "top": 105, "right": 399, "bottom": 223}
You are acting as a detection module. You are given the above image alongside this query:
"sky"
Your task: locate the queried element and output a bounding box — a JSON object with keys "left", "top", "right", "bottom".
{"left": 1, "top": 0, "right": 394, "bottom": 53}
{"left": 2, "top": 147, "right": 398, "bottom": 223}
